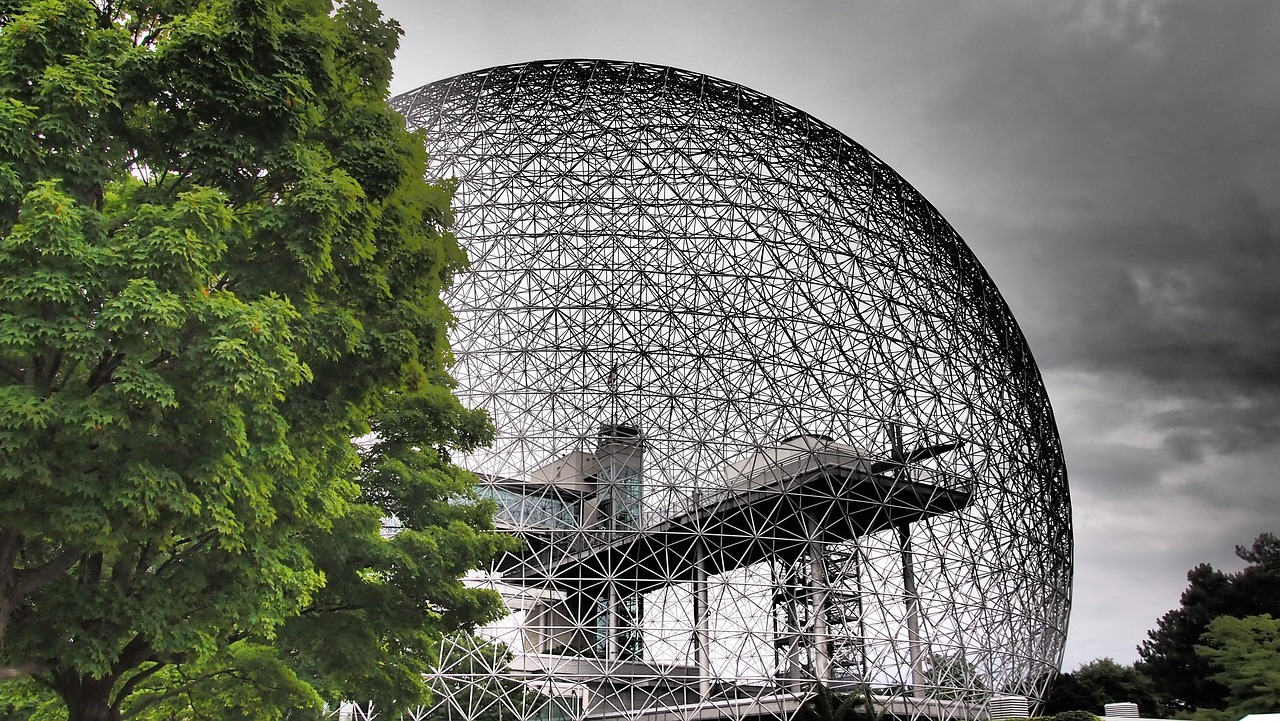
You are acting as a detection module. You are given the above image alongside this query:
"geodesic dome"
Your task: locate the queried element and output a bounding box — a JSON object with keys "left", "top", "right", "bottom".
{"left": 391, "top": 59, "right": 1071, "bottom": 721}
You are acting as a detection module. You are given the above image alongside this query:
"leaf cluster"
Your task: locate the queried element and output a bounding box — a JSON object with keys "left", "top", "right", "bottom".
{"left": 1195, "top": 614, "right": 1280, "bottom": 717}
{"left": 1040, "top": 658, "right": 1157, "bottom": 717}
{"left": 417, "top": 633, "right": 556, "bottom": 721}
{"left": 1136, "top": 532, "right": 1280, "bottom": 712}
{"left": 922, "top": 652, "right": 988, "bottom": 703}
{"left": 0, "top": 0, "right": 506, "bottom": 718}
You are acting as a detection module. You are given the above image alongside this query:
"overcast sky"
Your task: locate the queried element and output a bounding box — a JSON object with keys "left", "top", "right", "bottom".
{"left": 374, "top": 0, "right": 1280, "bottom": 670}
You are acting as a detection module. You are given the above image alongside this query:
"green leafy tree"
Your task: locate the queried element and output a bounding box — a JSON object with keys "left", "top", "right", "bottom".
{"left": 1196, "top": 614, "right": 1280, "bottom": 717}
{"left": 0, "top": 676, "right": 60, "bottom": 720}
{"left": 1137, "top": 533, "right": 1280, "bottom": 712}
{"left": 114, "top": 641, "right": 325, "bottom": 720}
{"left": 1041, "top": 658, "right": 1157, "bottom": 716}
{"left": 424, "top": 633, "right": 556, "bottom": 721}
{"left": 0, "top": 0, "right": 509, "bottom": 719}
{"left": 1040, "top": 669, "right": 1091, "bottom": 715}
{"left": 922, "top": 653, "right": 987, "bottom": 703}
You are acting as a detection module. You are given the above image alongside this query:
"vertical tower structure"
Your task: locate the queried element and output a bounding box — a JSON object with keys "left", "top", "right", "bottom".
{"left": 392, "top": 59, "right": 1072, "bottom": 721}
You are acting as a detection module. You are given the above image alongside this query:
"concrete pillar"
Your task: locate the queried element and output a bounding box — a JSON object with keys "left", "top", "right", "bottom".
{"left": 808, "top": 515, "right": 829, "bottom": 683}
{"left": 899, "top": 523, "right": 924, "bottom": 693}
{"left": 607, "top": 584, "right": 621, "bottom": 662}
{"left": 694, "top": 539, "right": 712, "bottom": 698}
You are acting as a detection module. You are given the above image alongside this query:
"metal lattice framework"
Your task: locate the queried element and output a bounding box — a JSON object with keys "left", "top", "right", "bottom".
{"left": 391, "top": 59, "right": 1071, "bottom": 721}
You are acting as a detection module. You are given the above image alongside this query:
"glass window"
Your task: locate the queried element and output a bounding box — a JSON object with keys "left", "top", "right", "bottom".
{"left": 478, "top": 486, "right": 579, "bottom": 530}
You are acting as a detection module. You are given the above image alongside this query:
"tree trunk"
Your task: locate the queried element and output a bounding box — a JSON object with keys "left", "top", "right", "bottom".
{"left": 58, "top": 674, "right": 121, "bottom": 721}
{"left": 0, "top": 525, "right": 16, "bottom": 659}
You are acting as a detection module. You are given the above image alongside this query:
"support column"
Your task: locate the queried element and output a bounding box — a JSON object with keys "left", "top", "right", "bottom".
{"left": 899, "top": 523, "right": 924, "bottom": 693}
{"left": 608, "top": 584, "right": 621, "bottom": 663}
{"left": 810, "top": 549, "right": 830, "bottom": 681}
{"left": 785, "top": 578, "right": 805, "bottom": 684}
{"left": 808, "top": 514, "right": 829, "bottom": 683}
{"left": 694, "top": 539, "right": 712, "bottom": 699}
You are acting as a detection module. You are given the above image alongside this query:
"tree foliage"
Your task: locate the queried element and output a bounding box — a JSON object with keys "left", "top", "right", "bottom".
{"left": 118, "top": 641, "right": 326, "bottom": 720}
{"left": 1137, "top": 532, "right": 1280, "bottom": 712}
{"left": 921, "top": 653, "right": 987, "bottom": 703}
{"left": 0, "top": 0, "right": 509, "bottom": 718}
{"left": 1041, "top": 658, "right": 1157, "bottom": 716}
{"left": 1196, "top": 614, "right": 1280, "bottom": 717}
{"left": 422, "top": 633, "right": 557, "bottom": 721}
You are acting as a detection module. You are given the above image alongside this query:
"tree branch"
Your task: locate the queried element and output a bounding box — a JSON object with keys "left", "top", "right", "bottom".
{"left": 11, "top": 547, "right": 82, "bottom": 600}
{"left": 0, "top": 360, "right": 23, "bottom": 383}
{"left": 112, "top": 634, "right": 155, "bottom": 677}
{"left": 152, "top": 532, "right": 218, "bottom": 578}
{"left": 51, "top": 356, "right": 82, "bottom": 392}
{"left": 144, "top": 351, "right": 173, "bottom": 370}
{"left": 87, "top": 350, "right": 125, "bottom": 390}
{"left": 0, "top": 660, "right": 52, "bottom": 680}
{"left": 118, "top": 667, "right": 242, "bottom": 720}
{"left": 299, "top": 602, "right": 368, "bottom": 617}
{"left": 112, "top": 661, "right": 167, "bottom": 715}
{"left": 41, "top": 350, "right": 63, "bottom": 388}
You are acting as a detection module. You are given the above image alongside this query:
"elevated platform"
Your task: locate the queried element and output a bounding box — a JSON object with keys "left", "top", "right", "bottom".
{"left": 491, "top": 444, "right": 968, "bottom": 594}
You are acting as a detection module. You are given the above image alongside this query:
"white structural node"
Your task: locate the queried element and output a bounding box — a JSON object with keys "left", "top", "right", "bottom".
{"left": 391, "top": 59, "right": 1072, "bottom": 721}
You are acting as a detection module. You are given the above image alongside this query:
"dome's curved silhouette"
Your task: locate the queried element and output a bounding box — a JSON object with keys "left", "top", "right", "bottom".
{"left": 391, "top": 59, "right": 1070, "bottom": 721}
